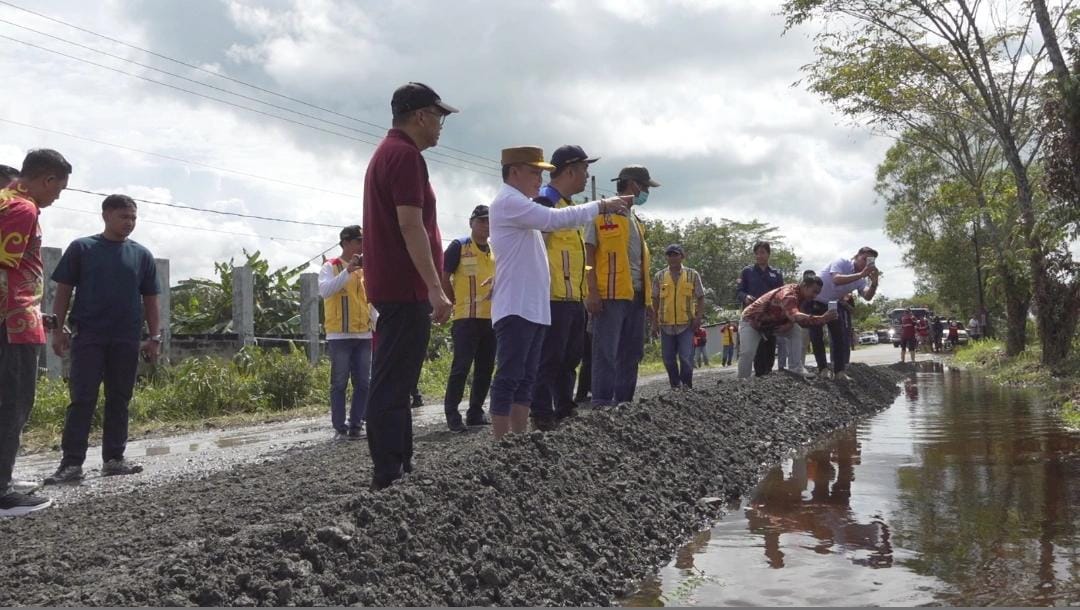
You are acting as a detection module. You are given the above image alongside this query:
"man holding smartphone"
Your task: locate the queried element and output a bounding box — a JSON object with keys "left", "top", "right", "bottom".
{"left": 46, "top": 194, "right": 161, "bottom": 484}
{"left": 319, "top": 225, "right": 372, "bottom": 440}
{"left": 809, "top": 247, "right": 879, "bottom": 381}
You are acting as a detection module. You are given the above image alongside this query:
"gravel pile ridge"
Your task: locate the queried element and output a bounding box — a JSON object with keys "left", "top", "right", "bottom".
{"left": 0, "top": 364, "right": 902, "bottom": 606}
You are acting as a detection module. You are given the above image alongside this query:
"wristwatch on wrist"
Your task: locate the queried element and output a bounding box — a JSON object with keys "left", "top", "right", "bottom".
{"left": 149, "top": 334, "right": 163, "bottom": 343}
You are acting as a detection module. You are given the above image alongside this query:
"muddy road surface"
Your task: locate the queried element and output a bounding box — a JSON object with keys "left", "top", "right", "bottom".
{"left": 0, "top": 364, "right": 902, "bottom": 606}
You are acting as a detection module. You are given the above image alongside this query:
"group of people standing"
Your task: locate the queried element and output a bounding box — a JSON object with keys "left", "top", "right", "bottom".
{"left": 0, "top": 81, "right": 888, "bottom": 506}
{"left": 735, "top": 245, "right": 880, "bottom": 380}
{"left": 346, "top": 82, "right": 705, "bottom": 489}
{"left": 1, "top": 150, "right": 163, "bottom": 516}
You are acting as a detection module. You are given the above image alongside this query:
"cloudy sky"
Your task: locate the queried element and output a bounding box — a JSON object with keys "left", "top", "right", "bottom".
{"left": 0, "top": 0, "right": 912, "bottom": 298}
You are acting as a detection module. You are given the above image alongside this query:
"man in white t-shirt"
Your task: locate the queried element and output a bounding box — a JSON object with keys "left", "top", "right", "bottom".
{"left": 807, "top": 247, "right": 880, "bottom": 381}
{"left": 487, "top": 146, "right": 629, "bottom": 440}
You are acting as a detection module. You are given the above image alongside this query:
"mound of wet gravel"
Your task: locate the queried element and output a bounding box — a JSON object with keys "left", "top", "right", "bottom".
{"left": 0, "top": 364, "right": 901, "bottom": 607}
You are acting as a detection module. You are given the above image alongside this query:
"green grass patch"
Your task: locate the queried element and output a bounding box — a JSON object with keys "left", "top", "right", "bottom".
{"left": 25, "top": 346, "right": 330, "bottom": 452}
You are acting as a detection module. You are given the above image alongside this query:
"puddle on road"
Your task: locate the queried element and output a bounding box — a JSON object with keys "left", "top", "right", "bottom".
{"left": 624, "top": 361, "right": 1080, "bottom": 607}
{"left": 144, "top": 446, "right": 170, "bottom": 457}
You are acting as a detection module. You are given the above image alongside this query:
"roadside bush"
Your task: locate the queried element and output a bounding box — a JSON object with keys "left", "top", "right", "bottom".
{"left": 245, "top": 347, "right": 315, "bottom": 410}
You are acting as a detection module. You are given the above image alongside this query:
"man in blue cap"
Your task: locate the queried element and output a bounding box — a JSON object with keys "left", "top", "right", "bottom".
{"left": 529, "top": 145, "right": 598, "bottom": 431}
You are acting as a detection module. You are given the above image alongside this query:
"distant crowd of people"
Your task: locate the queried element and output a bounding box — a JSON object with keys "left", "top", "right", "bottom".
{"left": 0, "top": 82, "right": 892, "bottom": 509}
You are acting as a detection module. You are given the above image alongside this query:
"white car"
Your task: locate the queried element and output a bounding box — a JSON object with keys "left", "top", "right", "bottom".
{"left": 858, "top": 332, "right": 878, "bottom": 345}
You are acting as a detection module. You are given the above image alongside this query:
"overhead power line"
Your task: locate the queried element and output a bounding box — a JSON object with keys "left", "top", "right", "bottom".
{"left": 0, "top": 0, "right": 501, "bottom": 166}
{"left": 0, "top": 117, "right": 361, "bottom": 199}
{"left": 66, "top": 187, "right": 345, "bottom": 228}
{"left": 53, "top": 204, "right": 329, "bottom": 245}
{"left": 0, "top": 17, "right": 500, "bottom": 174}
{"left": 0, "top": 34, "right": 501, "bottom": 179}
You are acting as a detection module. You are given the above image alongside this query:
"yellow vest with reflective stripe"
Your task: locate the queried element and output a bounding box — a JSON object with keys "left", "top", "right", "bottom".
{"left": 451, "top": 238, "right": 494, "bottom": 320}
{"left": 658, "top": 268, "right": 697, "bottom": 326}
{"left": 544, "top": 196, "right": 586, "bottom": 301}
{"left": 323, "top": 260, "right": 371, "bottom": 334}
{"left": 590, "top": 213, "right": 651, "bottom": 303}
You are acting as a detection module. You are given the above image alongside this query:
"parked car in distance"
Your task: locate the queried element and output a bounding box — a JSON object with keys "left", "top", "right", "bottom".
{"left": 859, "top": 332, "right": 878, "bottom": 345}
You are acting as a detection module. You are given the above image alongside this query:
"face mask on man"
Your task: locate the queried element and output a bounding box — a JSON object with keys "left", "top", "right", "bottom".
{"left": 633, "top": 190, "right": 649, "bottom": 206}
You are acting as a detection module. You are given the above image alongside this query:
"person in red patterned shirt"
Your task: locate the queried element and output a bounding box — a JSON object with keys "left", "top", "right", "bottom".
{"left": 738, "top": 274, "right": 836, "bottom": 380}
{"left": 0, "top": 149, "right": 71, "bottom": 517}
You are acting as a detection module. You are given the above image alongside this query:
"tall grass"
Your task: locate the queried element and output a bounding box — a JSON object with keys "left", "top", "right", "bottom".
{"left": 27, "top": 347, "right": 329, "bottom": 438}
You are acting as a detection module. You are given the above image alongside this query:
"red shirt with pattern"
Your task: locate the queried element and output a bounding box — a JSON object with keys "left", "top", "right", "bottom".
{"left": 742, "top": 284, "right": 825, "bottom": 330}
{"left": 0, "top": 184, "right": 45, "bottom": 344}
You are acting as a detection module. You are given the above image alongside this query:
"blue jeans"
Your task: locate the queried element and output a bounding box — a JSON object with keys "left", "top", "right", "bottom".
{"left": 591, "top": 296, "right": 646, "bottom": 406}
{"left": 328, "top": 338, "right": 371, "bottom": 432}
{"left": 661, "top": 328, "right": 695, "bottom": 389}
{"left": 491, "top": 316, "right": 547, "bottom": 416}
{"left": 722, "top": 345, "right": 734, "bottom": 366}
{"left": 61, "top": 332, "right": 140, "bottom": 466}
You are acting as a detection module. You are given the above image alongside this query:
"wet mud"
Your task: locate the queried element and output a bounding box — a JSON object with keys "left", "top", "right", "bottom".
{"left": 0, "top": 364, "right": 902, "bottom": 606}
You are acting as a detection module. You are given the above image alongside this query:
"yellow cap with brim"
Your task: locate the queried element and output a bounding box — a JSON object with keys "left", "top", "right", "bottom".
{"left": 501, "top": 146, "right": 556, "bottom": 170}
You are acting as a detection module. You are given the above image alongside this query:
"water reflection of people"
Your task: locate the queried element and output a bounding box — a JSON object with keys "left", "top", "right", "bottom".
{"left": 745, "top": 430, "right": 893, "bottom": 569}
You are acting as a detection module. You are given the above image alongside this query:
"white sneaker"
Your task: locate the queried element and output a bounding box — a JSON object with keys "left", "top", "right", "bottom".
{"left": 792, "top": 368, "right": 816, "bottom": 380}
{"left": 12, "top": 480, "right": 41, "bottom": 494}
{"left": 836, "top": 371, "right": 852, "bottom": 382}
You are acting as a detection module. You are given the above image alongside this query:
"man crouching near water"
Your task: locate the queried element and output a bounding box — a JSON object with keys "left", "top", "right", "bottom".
{"left": 737, "top": 274, "right": 836, "bottom": 380}
{"left": 487, "top": 146, "right": 631, "bottom": 440}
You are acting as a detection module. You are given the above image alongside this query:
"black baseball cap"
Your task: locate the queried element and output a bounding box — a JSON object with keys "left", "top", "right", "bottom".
{"left": 665, "top": 244, "right": 684, "bottom": 256}
{"left": 612, "top": 165, "right": 661, "bottom": 187}
{"left": 391, "top": 82, "right": 459, "bottom": 118}
{"left": 339, "top": 225, "right": 363, "bottom": 242}
{"left": 550, "top": 145, "right": 599, "bottom": 171}
{"left": 469, "top": 204, "right": 489, "bottom": 220}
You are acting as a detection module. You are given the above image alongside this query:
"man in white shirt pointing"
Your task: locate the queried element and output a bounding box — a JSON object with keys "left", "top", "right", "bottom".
{"left": 488, "top": 146, "right": 630, "bottom": 440}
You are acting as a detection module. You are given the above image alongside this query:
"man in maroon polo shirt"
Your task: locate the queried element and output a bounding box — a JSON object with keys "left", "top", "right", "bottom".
{"left": 363, "top": 82, "right": 457, "bottom": 490}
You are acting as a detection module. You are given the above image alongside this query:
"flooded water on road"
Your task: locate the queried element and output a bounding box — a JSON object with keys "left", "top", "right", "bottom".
{"left": 624, "top": 362, "right": 1080, "bottom": 607}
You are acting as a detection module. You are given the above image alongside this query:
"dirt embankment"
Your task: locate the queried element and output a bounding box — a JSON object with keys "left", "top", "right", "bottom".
{"left": 0, "top": 364, "right": 902, "bottom": 607}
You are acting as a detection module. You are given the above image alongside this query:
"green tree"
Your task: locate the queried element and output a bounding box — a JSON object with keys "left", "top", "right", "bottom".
{"left": 172, "top": 250, "right": 305, "bottom": 335}
{"left": 640, "top": 216, "right": 801, "bottom": 316}
{"left": 876, "top": 134, "right": 1032, "bottom": 354}
{"left": 784, "top": 0, "right": 1080, "bottom": 371}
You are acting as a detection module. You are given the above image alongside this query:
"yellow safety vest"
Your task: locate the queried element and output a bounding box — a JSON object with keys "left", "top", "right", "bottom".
{"left": 323, "top": 259, "right": 371, "bottom": 334}
{"left": 658, "top": 268, "right": 697, "bottom": 326}
{"left": 721, "top": 326, "right": 736, "bottom": 346}
{"left": 544, "top": 196, "right": 586, "bottom": 301}
{"left": 451, "top": 237, "right": 494, "bottom": 320}
{"left": 590, "top": 212, "right": 651, "bottom": 303}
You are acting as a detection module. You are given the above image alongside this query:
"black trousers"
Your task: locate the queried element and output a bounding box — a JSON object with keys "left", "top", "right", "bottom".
{"left": 0, "top": 327, "right": 39, "bottom": 494}
{"left": 753, "top": 335, "right": 777, "bottom": 377}
{"left": 532, "top": 301, "right": 585, "bottom": 419}
{"left": 367, "top": 302, "right": 431, "bottom": 489}
{"left": 443, "top": 318, "right": 495, "bottom": 426}
{"left": 575, "top": 328, "right": 592, "bottom": 401}
{"left": 61, "top": 332, "right": 140, "bottom": 466}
